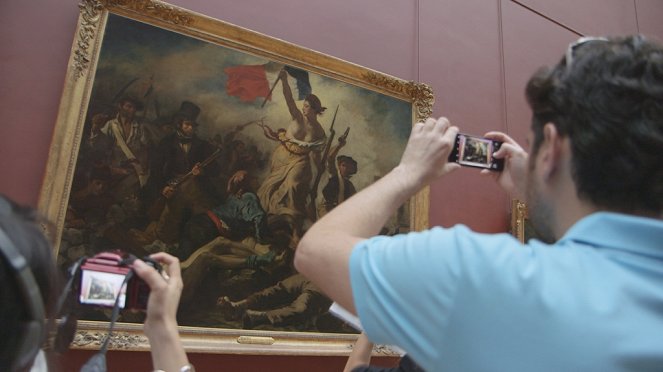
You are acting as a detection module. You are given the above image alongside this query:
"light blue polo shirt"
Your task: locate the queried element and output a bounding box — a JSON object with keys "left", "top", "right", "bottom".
{"left": 349, "top": 212, "right": 663, "bottom": 372}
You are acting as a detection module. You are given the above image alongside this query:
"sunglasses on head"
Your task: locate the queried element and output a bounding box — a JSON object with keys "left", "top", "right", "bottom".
{"left": 564, "top": 36, "right": 609, "bottom": 68}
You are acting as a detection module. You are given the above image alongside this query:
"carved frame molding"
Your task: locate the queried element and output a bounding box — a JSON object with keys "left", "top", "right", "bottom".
{"left": 40, "top": 0, "right": 433, "bottom": 355}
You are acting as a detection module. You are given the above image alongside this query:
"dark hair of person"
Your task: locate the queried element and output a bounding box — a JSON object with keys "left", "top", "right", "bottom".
{"left": 525, "top": 35, "right": 663, "bottom": 215}
{"left": 337, "top": 155, "right": 358, "bottom": 175}
{"left": 174, "top": 116, "right": 195, "bottom": 128}
{"left": 0, "top": 195, "right": 60, "bottom": 369}
{"left": 305, "top": 94, "right": 327, "bottom": 115}
{"left": 118, "top": 96, "right": 144, "bottom": 111}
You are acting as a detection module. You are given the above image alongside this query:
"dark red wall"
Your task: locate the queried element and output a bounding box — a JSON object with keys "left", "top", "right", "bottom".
{"left": 2, "top": 1, "right": 662, "bottom": 370}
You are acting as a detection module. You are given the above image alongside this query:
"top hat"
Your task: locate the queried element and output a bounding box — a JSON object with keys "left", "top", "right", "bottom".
{"left": 173, "top": 101, "right": 201, "bottom": 125}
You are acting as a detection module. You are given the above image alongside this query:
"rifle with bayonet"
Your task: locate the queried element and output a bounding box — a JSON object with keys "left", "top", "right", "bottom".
{"left": 309, "top": 105, "right": 339, "bottom": 220}
{"left": 167, "top": 147, "right": 222, "bottom": 189}
{"left": 147, "top": 147, "right": 223, "bottom": 220}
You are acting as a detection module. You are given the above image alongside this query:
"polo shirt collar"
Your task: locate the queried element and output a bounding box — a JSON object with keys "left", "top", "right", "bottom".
{"left": 559, "top": 212, "right": 663, "bottom": 258}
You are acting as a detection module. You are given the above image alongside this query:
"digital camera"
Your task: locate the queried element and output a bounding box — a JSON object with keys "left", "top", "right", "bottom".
{"left": 77, "top": 251, "right": 161, "bottom": 311}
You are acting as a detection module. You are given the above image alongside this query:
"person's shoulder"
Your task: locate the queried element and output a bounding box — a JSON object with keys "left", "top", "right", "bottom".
{"left": 100, "top": 118, "right": 117, "bottom": 133}
{"left": 435, "top": 225, "right": 525, "bottom": 253}
{"left": 158, "top": 133, "right": 178, "bottom": 146}
{"left": 409, "top": 226, "right": 532, "bottom": 283}
{"left": 194, "top": 135, "right": 217, "bottom": 149}
{"left": 159, "top": 132, "right": 178, "bottom": 141}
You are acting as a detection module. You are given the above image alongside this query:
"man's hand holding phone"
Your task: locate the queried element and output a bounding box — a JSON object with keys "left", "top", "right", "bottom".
{"left": 447, "top": 133, "right": 505, "bottom": 171}
{"left": 410, "top": 117, "right": 528, "bottom": 199}
{"left": 481, "top": 131, "right": 529, "bottom": 199}
{"left": 397, "top": 117, "right": 461, "bottom": 189}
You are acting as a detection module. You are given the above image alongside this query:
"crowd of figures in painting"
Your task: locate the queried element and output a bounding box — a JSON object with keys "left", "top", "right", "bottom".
{"left": 58, "top": 14, "right": 412, "bottom": 332}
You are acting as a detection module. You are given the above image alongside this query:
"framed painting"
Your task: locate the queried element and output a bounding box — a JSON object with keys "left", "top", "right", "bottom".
{"left": 38, "top": 0, "right": 433, "bottom": 355}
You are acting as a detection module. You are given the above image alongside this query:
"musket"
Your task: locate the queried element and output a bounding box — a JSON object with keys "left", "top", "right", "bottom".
{"left": 111, "top": 77, "right": 140, "bottom": 106}
{"left": 147, "top": 147, "right": 223, "bottom": 221}
{"left": 167, "top": 147, "right": 223, "bottom": 188}
{"left": 339, "top": 127, "right": 350, "bottom": 142}
{"left": 309, "top": 105, "right": 339, "bottom": 218}
{"left": 110, "top": 76, "right": 154, "bottom": 122}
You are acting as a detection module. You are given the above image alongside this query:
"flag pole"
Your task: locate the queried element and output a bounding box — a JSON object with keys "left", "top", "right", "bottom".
{"left": 261, "top": 74, "right": 282, "bottom": 108}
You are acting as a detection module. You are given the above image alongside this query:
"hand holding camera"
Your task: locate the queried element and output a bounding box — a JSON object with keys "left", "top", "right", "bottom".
{"left": 131, "top": 252, "right": 189, "bottom": 372}
{"left": 71, "top": 251, "right": 189, "bottom": 372}
{"left": 78, "top": 251, "right": 162, "bottom": 311}
{"left": 132, "top": 252, "right": 183, "bottom": 331}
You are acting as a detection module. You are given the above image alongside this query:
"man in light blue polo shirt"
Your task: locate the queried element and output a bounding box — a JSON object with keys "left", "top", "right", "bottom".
{"left": 295, "top": 35, "right": 663, "bottom": 371}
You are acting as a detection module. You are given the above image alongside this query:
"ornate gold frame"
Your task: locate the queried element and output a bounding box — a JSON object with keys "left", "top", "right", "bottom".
{"left": 511, "top": 199, "right": 528, "bottom": 244}
{"left": 38, "top": 0, "right": 433, "bottom": 356}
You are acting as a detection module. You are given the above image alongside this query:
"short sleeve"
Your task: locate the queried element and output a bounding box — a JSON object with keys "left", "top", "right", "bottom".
{"left": 349, "top": 225, "right": 524, "bottom": 369}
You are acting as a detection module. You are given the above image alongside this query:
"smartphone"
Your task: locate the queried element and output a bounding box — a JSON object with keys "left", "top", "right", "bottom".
{"left": 448, "top": 133, "right": 504, "bottom": 171}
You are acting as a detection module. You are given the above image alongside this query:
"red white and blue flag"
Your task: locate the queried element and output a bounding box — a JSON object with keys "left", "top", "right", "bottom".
{"left": 224, "top": 63, "right": 312, "bottom": 103}
{"left": 224, "top": 64, "right": 271, "bottom": 102}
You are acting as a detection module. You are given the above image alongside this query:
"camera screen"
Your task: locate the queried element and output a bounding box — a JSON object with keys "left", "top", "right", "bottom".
{"left": 79, "top": 270, "right": 127, "bottom": 308}
{"left": 457, "top": 134, "right": 497, "bottom": 169}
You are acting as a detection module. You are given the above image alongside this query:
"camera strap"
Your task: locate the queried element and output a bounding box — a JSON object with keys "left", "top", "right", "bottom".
{"left": 80, "top": 270, "right": 135, "bottom": 372}
{"left": 51, "top": 256, "right": 87, "bottom": 354}
{"left": 56, "top": 257, "right": 87, "bottom": 315}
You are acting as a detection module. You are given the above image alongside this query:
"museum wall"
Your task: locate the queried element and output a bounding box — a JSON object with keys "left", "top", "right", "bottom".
{"left": 1, "top": 0, "right": 662, "bottom": 371}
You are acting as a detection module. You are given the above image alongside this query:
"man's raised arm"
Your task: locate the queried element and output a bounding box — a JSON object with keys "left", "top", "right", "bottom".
{"left": 294, "top": 117, "right": 459, "bottom": 313}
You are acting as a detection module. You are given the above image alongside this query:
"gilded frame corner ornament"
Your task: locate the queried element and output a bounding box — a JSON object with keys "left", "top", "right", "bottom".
{"left": 41, "top": 0, "right": 433, "bottom": 355}
{"left": 73, "top": 0, "right": 195, "bottom": 80}
{"left": 363, "top": 72, "right": 434, "bottom": 122}
{"left": 73, "top": 0, "right": 105, "bottom": 80}
{"left": 101, "top": 0, "right": 194, "bottom": 25}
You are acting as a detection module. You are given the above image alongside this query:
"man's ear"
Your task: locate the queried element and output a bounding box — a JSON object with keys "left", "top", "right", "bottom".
{"left": 538, "top": 123, "right": 563, "bottom": 180}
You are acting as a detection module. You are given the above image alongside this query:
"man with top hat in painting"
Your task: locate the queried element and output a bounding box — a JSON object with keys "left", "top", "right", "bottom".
{"left": 135, "top": 101, "right": 221, "bottom": 248}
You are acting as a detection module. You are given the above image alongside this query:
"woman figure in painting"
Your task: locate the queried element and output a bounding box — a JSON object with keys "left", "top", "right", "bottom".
{"left": 257, "top": 68, "right": 327, "bottom": 232}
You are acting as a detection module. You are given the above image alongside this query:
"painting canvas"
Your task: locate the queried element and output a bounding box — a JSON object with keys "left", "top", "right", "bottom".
{"left": 39, "top": 0, "right": 432, "bottom": 354}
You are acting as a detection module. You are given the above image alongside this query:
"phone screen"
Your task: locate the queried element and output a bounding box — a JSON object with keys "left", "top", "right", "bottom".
{"left": 79, "top": 270, "right": 127, "bottom": 308}
{"left": 450, "top": 133, "right": 503, "bottom": 171}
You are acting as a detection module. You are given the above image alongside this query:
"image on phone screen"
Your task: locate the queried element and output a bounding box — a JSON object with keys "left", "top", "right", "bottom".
{"left": 449, "top": 133, "right": 504, "bottom": 171}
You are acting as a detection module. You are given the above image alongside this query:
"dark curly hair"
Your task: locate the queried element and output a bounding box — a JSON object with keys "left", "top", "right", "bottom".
{"left": 0, "top": 195, "right": 59, "bottom": 370}
{"left": 526, "top": 35, "right": 663, "bottom": 215}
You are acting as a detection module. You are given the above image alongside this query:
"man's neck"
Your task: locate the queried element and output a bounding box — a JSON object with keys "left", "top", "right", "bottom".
{"left": 546, "top": 151, "right": 599, "bottom": 239}
{"left": 118, "top": 115, "right": 134, "bottom": 128}
{"left": 553, "top": 196, "right": 598, "bottom": 239}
